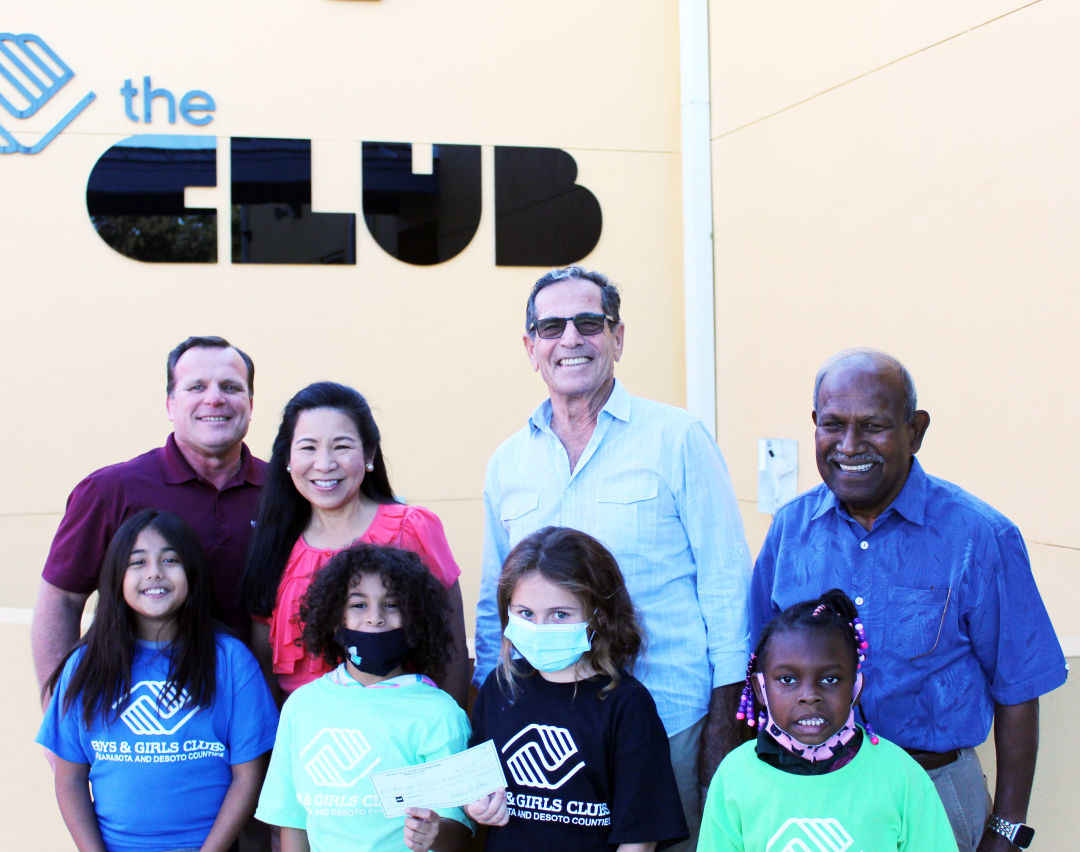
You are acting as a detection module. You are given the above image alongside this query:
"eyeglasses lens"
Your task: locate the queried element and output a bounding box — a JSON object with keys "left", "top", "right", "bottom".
{"left": 534, "top": 314, "right": 608, "bottom": 339}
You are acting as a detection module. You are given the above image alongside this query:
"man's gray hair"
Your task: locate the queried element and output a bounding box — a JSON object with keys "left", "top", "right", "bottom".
{"left": 813, "top": 348, "right": 918, "bottom": 421}
{"left": 525, "top": 266, "right": 622, "bottom": 333}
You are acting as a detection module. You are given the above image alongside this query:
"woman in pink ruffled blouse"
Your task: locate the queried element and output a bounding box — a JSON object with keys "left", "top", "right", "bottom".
{"left": 242, "top": 382, "right": 469, "bottom": 705}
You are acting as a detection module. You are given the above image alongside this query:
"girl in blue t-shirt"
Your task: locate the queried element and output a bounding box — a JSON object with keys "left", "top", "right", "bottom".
{"left": 255, "top": 543, "right": 472, "bottom": 852}
{"left": 38, "top": 509, "right": 278, "bottom": 852}
{"left": 698, "top": 589, "right": 955, "bottom": 851}
{"left": 466, "top": 526, "right": 687, "bottom": 852}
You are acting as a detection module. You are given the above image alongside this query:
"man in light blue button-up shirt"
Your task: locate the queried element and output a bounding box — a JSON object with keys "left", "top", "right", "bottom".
{"left": 473, "top": 267, "right": 752, "bottom": 851}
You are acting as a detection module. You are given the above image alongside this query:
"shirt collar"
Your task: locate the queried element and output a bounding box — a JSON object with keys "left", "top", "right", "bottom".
{"left": 326, "top": 663, "right": 437, "bottom": 690}
{"left": 161, "top": 433, "right": 263, "bottom": 488}
{"left": 809, "top": 456, "right": 927, "bottom": 527}
{"left": 528, "top": 378, "right": 630, "bottom": 433}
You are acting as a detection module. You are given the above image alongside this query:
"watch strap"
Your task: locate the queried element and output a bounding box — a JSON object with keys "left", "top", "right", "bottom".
{"left": 987, "top": 814, "right": 1034, "bottom": 848}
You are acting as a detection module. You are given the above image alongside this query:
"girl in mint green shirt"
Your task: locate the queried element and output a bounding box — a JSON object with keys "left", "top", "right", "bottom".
{"left": 700, "top": 589, "right": 955, "bottom": 851}
{"left": 256, "top": 544, "right": 471, "bottom": 852}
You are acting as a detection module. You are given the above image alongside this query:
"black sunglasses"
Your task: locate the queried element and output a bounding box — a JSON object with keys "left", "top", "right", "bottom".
{"left": 529, "top": 312, "right": 616, "bottom": 339}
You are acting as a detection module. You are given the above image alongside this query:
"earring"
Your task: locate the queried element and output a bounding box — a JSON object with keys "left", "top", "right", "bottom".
{"left": 365, "top": 462, "right": 374, "bottom": 472}
{"left": 286, "top": 465, "right": 291, "bottom": 473}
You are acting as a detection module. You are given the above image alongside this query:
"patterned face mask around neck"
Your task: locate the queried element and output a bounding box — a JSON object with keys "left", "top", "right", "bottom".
{"left": 754, "top": 670, "right": 864, "bottom": 763}
{"left": 503, "top": 612, "right": 591, "bottom": 673}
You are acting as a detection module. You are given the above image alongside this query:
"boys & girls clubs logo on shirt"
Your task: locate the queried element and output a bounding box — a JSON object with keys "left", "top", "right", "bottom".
{"left": 88, "top": 681, "right": 224, "bottom": 765}
{"left": 302, "top": 727, "right": 381, "bottom": 788}
{"left": 116, "top": 680, "right": 199, "bottom": 735}
{"left": 503, "top": 723, "right": 585, "bottom": 790}
{"left": 768, "top": 817, "right": 856, "bottom": 852}
{"left": 3, "top": 31, "right": 604, "bottom": 269}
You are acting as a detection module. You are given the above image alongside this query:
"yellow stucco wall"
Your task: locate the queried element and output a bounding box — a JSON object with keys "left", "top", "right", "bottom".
{"left": 710, "top": 0, "right": 1079, "bottom": 844}
{"left": 3, "top": 0, "right": 1076, "bottom": 846}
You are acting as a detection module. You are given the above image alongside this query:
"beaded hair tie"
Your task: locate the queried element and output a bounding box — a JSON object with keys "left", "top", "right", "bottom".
{"left": 849, "top": 613, "right": 877, "bottom": 743}
{"left": 736, "top": 601, "right": 880, "bottom": 745}
{"left": 735, "top": 654, "right": 759, "bottom": 727}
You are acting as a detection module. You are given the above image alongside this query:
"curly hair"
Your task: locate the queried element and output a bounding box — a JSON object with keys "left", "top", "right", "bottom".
{"left": 300, "top": 543, "right": 455, "bottom": 683}
{"left": 496, "top": 526, "right": 642, "bottom": 696}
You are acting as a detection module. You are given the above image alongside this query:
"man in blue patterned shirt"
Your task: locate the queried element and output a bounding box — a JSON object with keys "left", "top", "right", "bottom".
{"left": 751, "top": 348, "right": 1066, "bottom": 852}
{"left": 474, "top": 266, "right": 752, "bottom": 852}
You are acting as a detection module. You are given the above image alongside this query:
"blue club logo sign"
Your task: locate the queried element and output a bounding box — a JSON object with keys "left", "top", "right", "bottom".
{"left": 0, "top": 32, "right": 95, "bottom": 154}
{"left": 4, "top": 30, "right": 603, "bottom": 267}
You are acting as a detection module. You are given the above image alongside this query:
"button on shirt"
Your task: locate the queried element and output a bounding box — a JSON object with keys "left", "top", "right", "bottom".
{"left": 475, "top": 380, "right": 752, "bottom": 736}
{"left": 750, "top": 458, "right": 1067, "bottom": 752}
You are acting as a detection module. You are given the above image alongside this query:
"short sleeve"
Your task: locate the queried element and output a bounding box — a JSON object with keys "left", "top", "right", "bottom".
{"left": 36, "top": 652, "right": 91, "bottom": 764}
{"left": 607, "top": 684, "right": 689, "bottom": 847}
{"left": 42, "top": 475, "right": 119, "bottom": 594}
{"left": 699, "top": 761, "right": 743, "bottom": 852}
{"left": 416, "top": 695, "right": 472, "bottom": 829}
{"left": 254, "top": 703, "right": 306, "bottom": 830}
{"left": 219, "top": 638, "right": 279, "bottom": 764}
{"left": 967, "top": 524, "right": 1067, "bottom": 706}
{"left": 397, "top": 506, "right": 461, "bottom": 588}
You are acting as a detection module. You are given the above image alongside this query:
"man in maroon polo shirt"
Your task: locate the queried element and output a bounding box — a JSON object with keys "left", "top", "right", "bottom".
{"left": 31, "top": 336, "right": 266, "bottom": 692}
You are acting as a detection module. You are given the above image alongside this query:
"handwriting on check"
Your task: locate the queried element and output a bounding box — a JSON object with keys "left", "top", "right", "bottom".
{"left": 370, "top": 740, "right": 507, "bottom": 818}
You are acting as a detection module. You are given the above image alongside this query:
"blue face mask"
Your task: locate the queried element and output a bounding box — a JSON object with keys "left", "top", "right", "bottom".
{"left": 503, "top": 612, "right": 591, "bottom": 673}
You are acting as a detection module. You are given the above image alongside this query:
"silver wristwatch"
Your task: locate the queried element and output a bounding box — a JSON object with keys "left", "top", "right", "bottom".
{"left": 987, "top": 814, "right": 1034, "bottom": 848}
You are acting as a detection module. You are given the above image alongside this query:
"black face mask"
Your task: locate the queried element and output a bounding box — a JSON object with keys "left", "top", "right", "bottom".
{"left": 334, "top": 626, "right": 410, "bottom": 676}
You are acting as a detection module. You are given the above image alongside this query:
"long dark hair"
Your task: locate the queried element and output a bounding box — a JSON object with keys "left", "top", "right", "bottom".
{"left": 43, "top": 509, "right": 219, "bottom": 726}
{"left": 243, "top": 382, "right": 397, "bottom": 617}
{"left": 496, "top": 526, "right": 643, "bottom": 696}
{"left": 300, "top": 544, "right": 455, "bottom": 683}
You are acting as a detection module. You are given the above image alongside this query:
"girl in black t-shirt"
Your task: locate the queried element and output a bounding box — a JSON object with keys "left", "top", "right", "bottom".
{"left": 466, "top": 526, "right": 688, "bottom": 852}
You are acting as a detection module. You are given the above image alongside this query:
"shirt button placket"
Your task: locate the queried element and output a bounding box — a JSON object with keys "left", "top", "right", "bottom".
{"left": 853, "top": 537, "right": 870, "bottom": 610}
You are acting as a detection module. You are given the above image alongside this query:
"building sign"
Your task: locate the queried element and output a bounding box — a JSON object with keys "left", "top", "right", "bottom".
{"left": 5, "top": 30, "right": 603, "bottom": 267}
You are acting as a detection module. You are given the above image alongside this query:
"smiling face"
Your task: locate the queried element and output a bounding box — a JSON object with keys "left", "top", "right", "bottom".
{"left": 523, "top": 278, "right": 624, "bottom": 407}
{"left": 753, "top": 628, "right": 858, "bottom": 745}
{"left": 166, "top": 346, "right": 253, "bottom": 459}
{"left": 343, "top": 572, "right": 402, "bottom": 633}
{"left": 813, "top": 361, "right": 929, "bottom": 529}
{"left": 122, "top": 526, "right": 189, "bottom": 641}
{"left": 289, "top": 407, "right": 372, "bottom": 514}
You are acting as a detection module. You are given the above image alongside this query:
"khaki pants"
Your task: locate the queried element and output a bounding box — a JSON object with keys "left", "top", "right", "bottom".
{"left": 926, "top": 747, "right": 992, "bottom": 852}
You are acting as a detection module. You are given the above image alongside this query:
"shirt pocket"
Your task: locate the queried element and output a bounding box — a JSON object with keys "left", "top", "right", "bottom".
{"left": 595, "top": 476, "right": 660, "bottom": 547}
{"left": 500, "top": 491, "right": 540, "bottom": 540}
{"left": 884, "top": 583, "right": 952, "bottom": 660}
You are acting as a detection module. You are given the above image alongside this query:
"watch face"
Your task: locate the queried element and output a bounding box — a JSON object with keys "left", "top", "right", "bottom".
{"left": 1014, "top": 825, "right": 1035, "bottom": 846}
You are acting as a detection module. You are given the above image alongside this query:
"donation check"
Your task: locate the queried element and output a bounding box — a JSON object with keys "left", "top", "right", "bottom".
{"left": 371, "top": 740, "right": 507, "bottom": 818}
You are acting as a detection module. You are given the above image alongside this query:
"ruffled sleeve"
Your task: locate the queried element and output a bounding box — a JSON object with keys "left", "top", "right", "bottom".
{"left": 267, "top": 538, "right": 333, "bottom": 683}
{"left": 367, "top": 504, "right": 460, "bottom": 588}
{"left": 267, "top": 505, "right": 460, "bottom": 691}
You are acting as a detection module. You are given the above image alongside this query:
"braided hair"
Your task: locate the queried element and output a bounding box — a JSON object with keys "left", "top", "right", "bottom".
{"left": 737, "top": 589, "right": 876, "bottom": 743}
